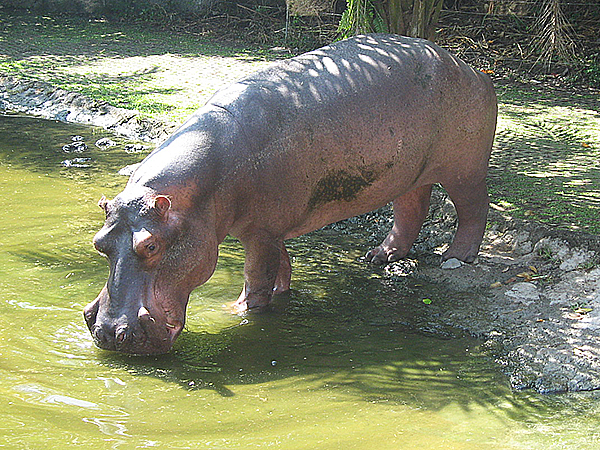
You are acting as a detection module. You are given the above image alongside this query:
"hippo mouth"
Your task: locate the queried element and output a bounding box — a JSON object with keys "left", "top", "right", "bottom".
{"left": 83, "top": 290, "right": 185, "bottom": 355}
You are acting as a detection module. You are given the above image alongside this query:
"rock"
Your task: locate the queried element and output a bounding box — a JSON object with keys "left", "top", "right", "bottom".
{"left": 62, "top": 141, "right": 87, "bottom": 152}
{"left": 0, "top": 74, "right": 171, "bottom": 143}
{"left": 95, "top": 137, "right": 116, "bottom": 148}
{"left": 124, "top": 143, "right": 148, "bottom": 153}
{"left": 534, "top": 237, "right": 570, "bottom": 260}
{"left": 559, "top": 249, "right": 596, "bottom": 272}
{"left": 440, "top": 258, "right": 463, "bottom": 270}
{"left": 505, "top": 282, "right": 539, "bottom": 303}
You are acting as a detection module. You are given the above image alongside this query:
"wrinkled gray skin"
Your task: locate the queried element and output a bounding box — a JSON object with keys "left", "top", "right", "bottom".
{"left": 84, "top": 34, "right": 497, "bottom": 355}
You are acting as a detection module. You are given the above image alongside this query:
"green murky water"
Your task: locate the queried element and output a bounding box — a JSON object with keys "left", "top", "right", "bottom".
{"left": 2, "top": 113, "right": 600, "bottom": 449}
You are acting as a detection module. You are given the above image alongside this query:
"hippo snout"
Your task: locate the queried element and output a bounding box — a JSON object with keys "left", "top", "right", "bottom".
{"left": 83, "top": 293, "right": 183, "bottom": 355}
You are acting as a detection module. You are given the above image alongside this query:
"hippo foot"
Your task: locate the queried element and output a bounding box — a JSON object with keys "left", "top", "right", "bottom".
{"left": 441, "top": 244, "right": 479, "bottom": 264}
{"left": 226, "top": 300, "right": 250, "bottom": 315}
{"left": 228, "top": 289, "right": 273, "bottom": 315}
{"left": 226, "top": 300, "right": 274, "bottom": 315}
{"left": 365, "top": 244, "right": 409, "bottom": 265}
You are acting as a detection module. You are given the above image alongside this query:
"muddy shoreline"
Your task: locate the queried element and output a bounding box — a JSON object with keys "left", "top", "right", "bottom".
{"left": 0, "top": 75, "right": 176, "bottom": 143}
{"left": 357, "top": 190, "right": 600, "bottom": 394}
{"left": 3, "top": 77, "right": 600, "bottom": 394}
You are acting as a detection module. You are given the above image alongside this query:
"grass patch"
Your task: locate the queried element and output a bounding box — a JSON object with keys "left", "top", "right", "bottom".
{"left": 1, "top": 12, "right": 599, "bottom": 234}
{"left": 491, "top": 83, "right": 600, "bottom": 233}
{"left": 0, "top": 13, "right": 280, "bottom": 123}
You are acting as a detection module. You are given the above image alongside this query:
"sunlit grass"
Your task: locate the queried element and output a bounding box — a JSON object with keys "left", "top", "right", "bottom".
{"left": 491, "top": 84, "right": 600, "bottom": 232}
{"left": 2, "top": 12, "right": 600, "bottom": 233}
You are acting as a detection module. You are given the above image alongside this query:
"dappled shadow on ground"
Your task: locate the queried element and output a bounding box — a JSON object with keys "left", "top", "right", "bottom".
{"left": 0, "top": 12, "right": 282, "bottom": 119}
{"left": 490, "top": 82, "right": 600, "bottom": 233}
{"left": 0, "top": 13, "right": 280, "bottom": 61}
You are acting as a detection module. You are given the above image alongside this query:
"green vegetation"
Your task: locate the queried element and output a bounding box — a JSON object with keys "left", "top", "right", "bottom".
{"left": 0, "top": 14, "right": 278, "bottom": 123}
{"left": 490, "top": 83, "right": 600, "bottom": 233}
{"left": 1, "top": 12, "right": 599, "bottom": 234}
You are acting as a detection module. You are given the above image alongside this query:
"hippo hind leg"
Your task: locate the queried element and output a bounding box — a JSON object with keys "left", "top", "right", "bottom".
{"left": 365, "top": 184, "right": 433, "bottom": 265}
{"left": 442, "top": 179, "right": 489, "bottom": 263}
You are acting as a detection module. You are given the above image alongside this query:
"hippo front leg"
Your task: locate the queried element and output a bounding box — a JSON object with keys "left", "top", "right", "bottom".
{"left": 274, "top": 242, "right": 291, "bottom": 294}
{"left": 232, "top": 233, "right": 291, "bottom": 313}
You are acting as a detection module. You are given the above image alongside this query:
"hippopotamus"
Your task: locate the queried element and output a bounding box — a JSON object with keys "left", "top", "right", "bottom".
{"left": 84, "top": 34, "right": 497, "bottom": 355}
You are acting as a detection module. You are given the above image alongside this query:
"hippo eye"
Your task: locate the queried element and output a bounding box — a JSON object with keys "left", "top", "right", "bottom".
{"left": 133, "top": 228, "right": 160, "bottom": 260}
{"left": 138, "top": 240, "right": 160, "bottom": 259}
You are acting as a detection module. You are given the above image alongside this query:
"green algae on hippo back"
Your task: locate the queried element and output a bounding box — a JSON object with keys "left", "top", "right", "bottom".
{"left": 85, "top": 34, "right": 497, "bottom": 355}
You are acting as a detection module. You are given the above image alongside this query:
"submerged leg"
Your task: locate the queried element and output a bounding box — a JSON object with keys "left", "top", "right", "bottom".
{"left": 232, "top": 232, "right": 285, "bottom": 313}
{"left": 274, "top": 243, "right": 292, "bottom": 294}
{"left": 365, "top": 184, "right": 433, "bottom": 265}
{"left": 442, "top": 179, "right": 489, "bottom": 263}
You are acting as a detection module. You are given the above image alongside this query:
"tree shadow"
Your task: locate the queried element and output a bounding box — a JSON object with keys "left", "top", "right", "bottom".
{"left": 96, "top": 285, "right": 545, "bottom": 424}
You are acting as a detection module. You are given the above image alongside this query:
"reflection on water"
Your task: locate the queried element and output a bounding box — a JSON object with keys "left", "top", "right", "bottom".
{"left": 1, "top": 113, "right": 600, "bottom": 449}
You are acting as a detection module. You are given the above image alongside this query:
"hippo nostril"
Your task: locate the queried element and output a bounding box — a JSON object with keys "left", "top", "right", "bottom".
{"left": 115, "top": 325, "right": 130, "bottom": 345}
{"left": 93, "top": 326, "right": 109, "bottom": 344}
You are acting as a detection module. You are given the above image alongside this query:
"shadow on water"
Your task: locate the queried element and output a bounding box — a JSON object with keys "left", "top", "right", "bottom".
{"left": 97, "top": 290, "right": 547, "bottom": 425}
{"left": 91, "top": 231, "right": 542, "bottom": 425}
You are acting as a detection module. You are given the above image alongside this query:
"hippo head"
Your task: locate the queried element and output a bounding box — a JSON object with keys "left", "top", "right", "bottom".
{"left": 83, "top": 186, "right": 219, "bottom": 355}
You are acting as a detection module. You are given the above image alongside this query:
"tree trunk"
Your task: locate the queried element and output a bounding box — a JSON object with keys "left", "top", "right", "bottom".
{"left": 382, "top": 0, "right": 443, "bottom": 40}
{"left": 339, "top": 0, "right": 443, "bottom": 41}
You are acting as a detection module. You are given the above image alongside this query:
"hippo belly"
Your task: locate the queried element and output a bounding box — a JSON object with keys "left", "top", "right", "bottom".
{"left": 84, "top": 34, "right": 497, "bottom": 354}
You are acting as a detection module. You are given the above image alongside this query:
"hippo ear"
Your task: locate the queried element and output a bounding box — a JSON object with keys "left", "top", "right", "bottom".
{"left": 153, "top": 195, "right": 171, "bottom": 219}
{"left": 98, "top": 195, "right": 109, "bottom": 213}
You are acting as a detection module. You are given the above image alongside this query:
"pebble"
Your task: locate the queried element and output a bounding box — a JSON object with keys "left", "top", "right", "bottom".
{"left": 62, "top": 157, "right": 92, "bottom": 168}
{"left": 441, "top": 258, "right": 463, "bottom": 270}
{"left": 62, "top": 141, "right": 88, "bottom": 152}
{"left": 95, "top": 137, "right": 117, "bottom": 148}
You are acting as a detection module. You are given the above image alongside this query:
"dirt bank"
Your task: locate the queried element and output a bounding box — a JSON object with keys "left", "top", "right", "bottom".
{"left": 3, "top": 72, "right": 600, "bottom": 394}
{"left": 363, "top": 190, "right": 600, "bottom": 394}
{"left": 0, "top": 75, "right": 175, "bottom": 143}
